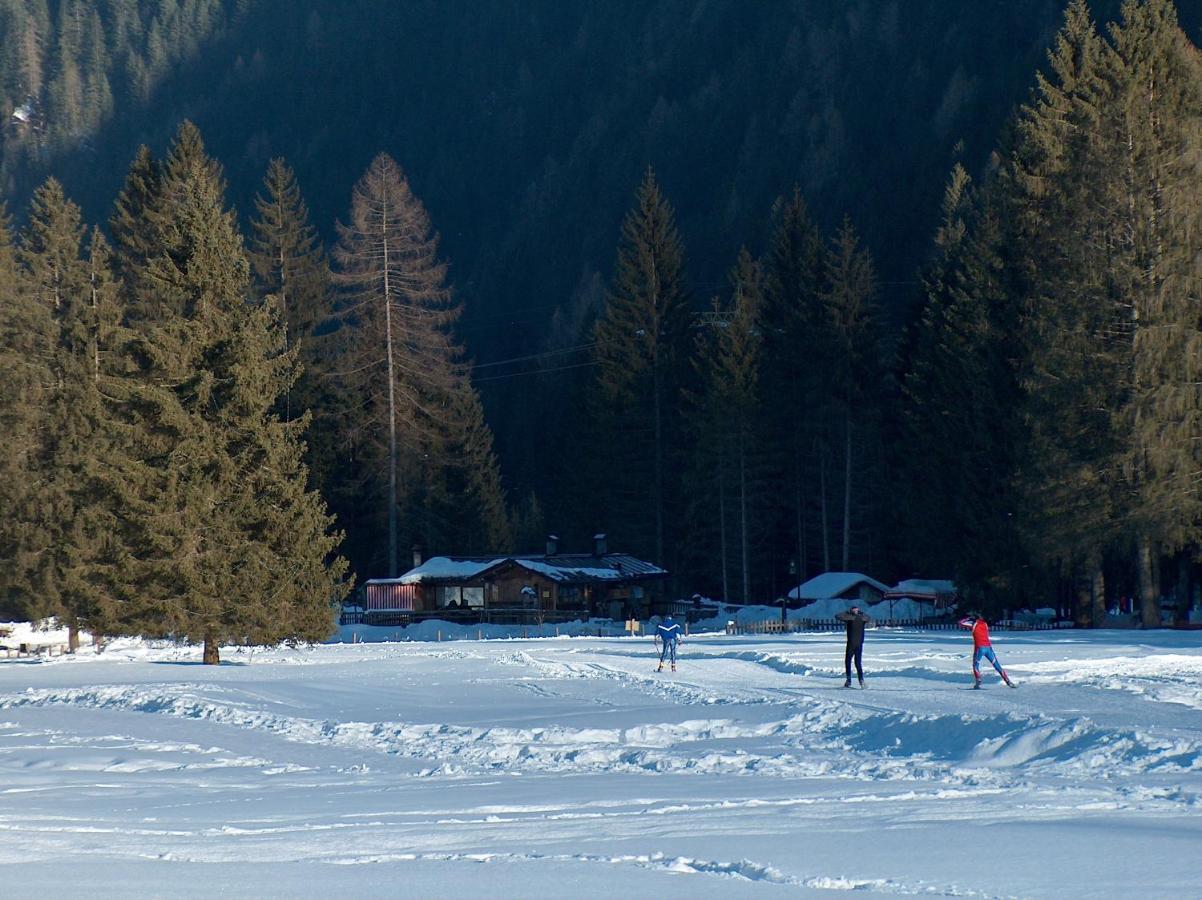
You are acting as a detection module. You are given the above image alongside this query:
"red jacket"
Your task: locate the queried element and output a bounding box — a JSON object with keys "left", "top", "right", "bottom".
{"left": 959, "top": 617, "right": 991, "bottom": 648}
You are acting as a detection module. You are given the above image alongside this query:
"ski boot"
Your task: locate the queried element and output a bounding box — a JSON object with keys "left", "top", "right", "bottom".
{"left": 843, "top": 678, "right": 852, "bottom": 688}
{"left": 858, "top": 677, "right": 865, "bottom": 689}
{"left": 972, "top": 679, "right": 982, "bottom": 690}
{"left": 1003, "top": 673, "right": 1017, "bottom": 688}
{"left": 670, "top": 664, "right": 676, "bottom": 673}
{"left": 656, "top": 664, "right": 663, "bottom": 672}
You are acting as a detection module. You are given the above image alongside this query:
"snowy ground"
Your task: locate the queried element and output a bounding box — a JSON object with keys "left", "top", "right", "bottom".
{"left": 0, "top": 629, "right": 1199, "bottom": 898}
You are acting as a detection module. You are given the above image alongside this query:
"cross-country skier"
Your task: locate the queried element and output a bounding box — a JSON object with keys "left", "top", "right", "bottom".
{"left": 655, "top": 616, "right": 682, "bottom": 672}
{"left": 958, "top": 612, "right": 1016, "bottom": 688}
{"left": 835, "top": 605, "right": 871, "bottom": 688}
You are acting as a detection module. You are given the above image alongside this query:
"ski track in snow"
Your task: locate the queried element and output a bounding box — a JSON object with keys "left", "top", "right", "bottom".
{"left": 323, "top": 849, "right": 1007, "bottom": 897}
{"left": 0, "top": 632, "right": 1199, "bottom": 895}
{"left": 0, "top": 650, "right": 1198, "bottom": 789}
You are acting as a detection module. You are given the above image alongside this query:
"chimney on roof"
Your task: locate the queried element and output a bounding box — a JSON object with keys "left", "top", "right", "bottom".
{"left": 412, "top": 544, "right": 423, "bottom": 568}
{"left": 593, "top": 533, "right": 607, "bottom": 556}
{"left": 546, "top": 534, "right": 559, "bottom": 556}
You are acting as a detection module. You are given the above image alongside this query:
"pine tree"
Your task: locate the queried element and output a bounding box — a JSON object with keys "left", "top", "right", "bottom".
{"left": 106, "top": 124, "right": 347, "bottom": 663}
{"left": 1103, "top": 0, "right": 1202, "bottom": 626}
{"left": 330, "top": 152, "right": 509, "bottom": 576}
{"left": 685, "top": 249, "right": 765, "bottom": 601}
{"left": 759, "top": 187, "right": 827, "bottom": 582}
{"left": 8, "top": 179, "right": 88, "bottom": 630}
{"left": 897, "top": 172, "right": 1027, "bottom": 604}
{"left": 0, "top": 202, "right": 53, "bottom": 620}
{"left": 820, "top": 218, "right": 885, "bottom": 572}
{"left": 1010, "top": 0, "right": 1119, "bottom": 625}
{"left": 1006, "top": 0, "right": 1202, "bottom": 625}
{"left": 895, "top": 163, "right": 974, "bottom": 577}
{"left": 108, "top": 143, "right": 161, "bottom": 287}
{"left": 589, "top": 167, "right": 691, "bottom": 570}
{"left": 247, "top": 157, "right": 330, "bottom": 423}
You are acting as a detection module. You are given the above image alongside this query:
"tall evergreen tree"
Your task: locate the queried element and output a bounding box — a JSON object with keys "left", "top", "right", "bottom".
{"left": 759, "top": 187, "right": 827, "bottom": 583}
{"left": 330, "top": 152, "right": 508, "bottom": 577}
{"left": 0, "top": 202, "right": 53, "bottom": 620}
{"left": 1010, "top": 0, "right": 1120, "bottom": 625}
{"left": 247, "top": 157, "right": 330, "bottom": 422}
{"left": 1104, "top": 0, "right": 1202, "bottom": 626}
{"left": 106, "top": 123, "right": 347, "bottom": 663}
{"left": 108, "top": 143, "right": 161, "bottom": 288}
{"left": 820, "top": 218, "right": 885, "bottom": 572}
{"left": 897, "top": 171, "right": 1028, "bottom": 604}
{"left": 589, "top": 167, "right": 691, "bottom": 570}
{"left": 685, "top": 249, "right": 765, "bottom": 601}
{"left": 8, "top": 178, "right": 89, "bottom": 632}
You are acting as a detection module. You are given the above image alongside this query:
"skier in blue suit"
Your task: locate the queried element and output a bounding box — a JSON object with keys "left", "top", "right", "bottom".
{"left": 656, "top": 616, "right": 682, "bottom": 672}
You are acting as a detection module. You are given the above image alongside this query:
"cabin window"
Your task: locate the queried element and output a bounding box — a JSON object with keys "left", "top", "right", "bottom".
{"left": 462, "top": 587, "right": 484, "bottom": 608}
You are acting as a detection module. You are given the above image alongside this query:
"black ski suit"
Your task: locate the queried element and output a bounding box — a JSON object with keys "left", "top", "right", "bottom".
{"left": 835, "top": 609, "right": 871, "bottom": 682}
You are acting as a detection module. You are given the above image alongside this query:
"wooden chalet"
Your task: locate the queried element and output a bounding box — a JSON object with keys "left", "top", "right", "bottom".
{"left": 359, "top": 535, "right": 669, "bottom": 625}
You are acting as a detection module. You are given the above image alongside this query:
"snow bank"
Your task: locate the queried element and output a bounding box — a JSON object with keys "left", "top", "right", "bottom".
{"left": 333, "top": 617, "right": 631, "bottom": 644}
{"left": 0, "top": 625, "right": 1199, "bottom": 896}
{"left": 0, "top": 618, "right": 88, "bottom": 648}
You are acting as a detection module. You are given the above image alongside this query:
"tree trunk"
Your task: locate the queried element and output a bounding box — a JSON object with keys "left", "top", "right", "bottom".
{"left": 842, "top": 413, "right": 852, "bottom": 572}
{"left": 718, "top": 467, "right": 728, "bottom": 603}
{"left": 795, "top": 466, "right": 806, "bottom": 585}
{"left": 383, "top": 230, "right": 398, "bottom": 578}
{"left": 1091, "top": 565, "right": 1106, "bottom": 629}
{"left": 1176, "top": 552, "right": 1191, "bottom": 627}
{"left": 739, "top": 436, "right": 749, "bottom": 604}
{"left": 203, "top": 632, "right": 221, "bottom": 665}
{"left": 820, "top": 449, "right": 830, "bottom": 573}
{"left": 1073, "top": 569, "right": 1092, "bottom": 628}
{"left": 1136, "top": 535, "right": 1159, "bottom": 627}
{"left": 68, "top": 623, "right": 80, "bottom": 653}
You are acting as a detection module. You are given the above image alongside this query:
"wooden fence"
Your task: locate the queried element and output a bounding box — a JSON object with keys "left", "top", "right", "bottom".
{"left": 724, "top": 619, "right": 1067, "bottom": 635}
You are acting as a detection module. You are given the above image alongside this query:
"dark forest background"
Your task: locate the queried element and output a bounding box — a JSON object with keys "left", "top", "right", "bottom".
{"left": 3, "top": 0, "right": 1202, "bottom": 629}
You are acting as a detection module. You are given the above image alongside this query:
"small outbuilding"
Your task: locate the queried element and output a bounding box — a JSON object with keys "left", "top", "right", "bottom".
{"left": 883, "top": 579, "right": 957, "bottom": 612}
{"left": 787, "top": 572, "right": 890, "bottom": 607}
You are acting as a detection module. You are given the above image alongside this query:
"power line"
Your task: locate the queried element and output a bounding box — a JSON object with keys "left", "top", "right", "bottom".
{"left": 470, "top": 342, "right": 596, "bottom": 370}
{"left": 473, "top": 360, "right": 596, "bottom": 384}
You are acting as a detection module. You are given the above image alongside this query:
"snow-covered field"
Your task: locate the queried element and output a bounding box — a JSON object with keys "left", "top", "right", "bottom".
{"left": 1, "top": 628, "right": 1199, "bottom": 898}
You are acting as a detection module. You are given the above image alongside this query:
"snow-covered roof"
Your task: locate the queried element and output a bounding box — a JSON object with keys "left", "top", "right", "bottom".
{"left": 789, "top": 572, "right": 890, "bottom": 601}
{"left": 886, "top": 579, "right": 956, "bottom": 599}
{"left": 372, "top": 558, "right": 507, "bottom": 585}
{"left": 386, "top": 553, "right": 667, "bottom": 586}
{"left": 511, "top": 556, "right": 665, "bottom": 583}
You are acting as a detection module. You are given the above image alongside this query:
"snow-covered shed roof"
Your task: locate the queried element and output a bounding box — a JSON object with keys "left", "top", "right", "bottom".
{"left": 789, "top": 572, "right": 890, "bottom": 602}
{"left": 387, "top": 553, "right": 668, "bottom": 586}
{"left": 885, "top": 579, "right": 956, "bottom": 600}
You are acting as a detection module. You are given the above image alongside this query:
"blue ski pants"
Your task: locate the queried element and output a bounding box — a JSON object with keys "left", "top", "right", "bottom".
{"left": 659, "top": 640, "right": 677, "bottom": 665}
{"left": 973, "top": 646, "right": 1005, "bottom": 680}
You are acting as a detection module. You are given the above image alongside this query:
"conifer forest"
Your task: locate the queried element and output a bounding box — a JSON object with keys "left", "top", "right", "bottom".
{"left": 2, "top": 0, "right": 1202, "bottom": 646}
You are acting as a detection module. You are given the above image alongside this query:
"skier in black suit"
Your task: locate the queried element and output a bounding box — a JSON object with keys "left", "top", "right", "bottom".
{"left": 835, "top": 605, "right": 872, "bottom": 688}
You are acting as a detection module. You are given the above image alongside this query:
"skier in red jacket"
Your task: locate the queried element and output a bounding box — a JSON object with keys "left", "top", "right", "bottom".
{"left": 958, "top": 613, "right": 1016, "bottom": 688}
